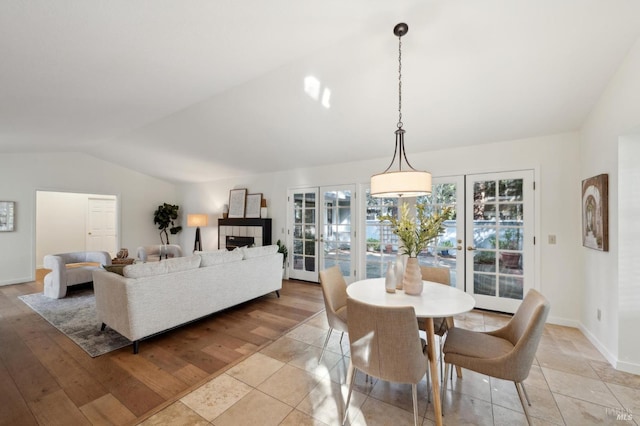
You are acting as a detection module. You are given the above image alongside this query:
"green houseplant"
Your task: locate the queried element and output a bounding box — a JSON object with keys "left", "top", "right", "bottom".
{"left": 380, "top": 202, "right": 453, "bottom": 294}
{"left": 153, "top": 203, "right": 183, "bottom": 245}
{"left": 276, "top": 239, "right": 288, "bottom": 267}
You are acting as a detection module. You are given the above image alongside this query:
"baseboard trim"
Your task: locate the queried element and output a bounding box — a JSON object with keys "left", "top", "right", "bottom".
{"left": 547, "top": 315, "right": 580, "bottom": 328}
{"left": 578, "top": 322, "right": 618, "bottom": 368}
{"left": 0, "top": 276, "right": 34, "bottom": 286}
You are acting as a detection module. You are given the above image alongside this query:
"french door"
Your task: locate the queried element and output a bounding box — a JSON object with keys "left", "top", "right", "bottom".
{"left": 465, "top": 171, "right": 535, "bottom": 313}
{"left": 287, "top": 186, "right": 356, "bottom": 283}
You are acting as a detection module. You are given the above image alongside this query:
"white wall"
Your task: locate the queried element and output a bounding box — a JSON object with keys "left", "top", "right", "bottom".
{"left": 0, "top": 152, "right": 178, "bottom": 286}
{"left": 178, "top": 131, "right": 582, "bottom": 326}
{"left": 580, "top": 35, "right": 640, "bottom": 373}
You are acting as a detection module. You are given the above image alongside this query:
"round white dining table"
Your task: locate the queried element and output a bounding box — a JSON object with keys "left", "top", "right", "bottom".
{"left": 346, "top": 278, "right": 475, "bottom": 426}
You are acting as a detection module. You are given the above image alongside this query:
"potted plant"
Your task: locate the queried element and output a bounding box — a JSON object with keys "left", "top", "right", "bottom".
{"left": 380, "top": 202, "right": 453, "bottom": 294}
{"left": 276, "top": 239, "right": 288, "bottom": 269}
{"left": 153, "top": 203, "right": 183, "bottom": 245}
{"left": 438, "top": 240, "right": 454, "bottom": 256}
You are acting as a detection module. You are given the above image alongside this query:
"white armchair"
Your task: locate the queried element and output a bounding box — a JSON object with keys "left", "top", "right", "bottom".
{"left": 43, "top": 251, "right": 111, "bottom": 299}
{"left": 136, "top": 244, "right": 183, "bottom": 262}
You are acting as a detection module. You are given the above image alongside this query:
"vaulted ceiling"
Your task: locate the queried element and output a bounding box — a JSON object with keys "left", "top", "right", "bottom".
{"left": 2, "top": 1, "right": 640, "bottom": 183}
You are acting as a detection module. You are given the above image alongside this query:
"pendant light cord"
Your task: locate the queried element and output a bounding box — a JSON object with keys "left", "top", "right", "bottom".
{"left": 397, "top": 34, "right": 403, "bottom": 129}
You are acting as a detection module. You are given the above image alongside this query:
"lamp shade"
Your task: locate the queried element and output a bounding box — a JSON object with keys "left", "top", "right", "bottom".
{"left": 187, "top": 214, "right": 208, "bottom": 227}
{"left": 370, "top": 170, "right": 432, "bottom": 198}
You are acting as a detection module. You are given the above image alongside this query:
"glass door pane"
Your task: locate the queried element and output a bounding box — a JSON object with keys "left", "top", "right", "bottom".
{"left": 287, "top": 188, "right": 319, "bottom": 282}
{"left": 321, "top": 186, "right": 355, "bottom": 283}
{"left": 416, "top": 176, "right": 464, "bottom": 289}
{"left": 466, "top": 170, "right": 534, "bottom": 313}
{"left": 364, "top": 191, "right": 400, "bottom": 279}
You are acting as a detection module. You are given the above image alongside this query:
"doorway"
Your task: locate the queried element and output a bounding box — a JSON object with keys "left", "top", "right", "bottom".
{"left": 36, "top": 191, "right": 118, "bottom": 267}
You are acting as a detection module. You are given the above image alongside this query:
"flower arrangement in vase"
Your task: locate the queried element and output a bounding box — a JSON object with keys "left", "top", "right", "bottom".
{"left": 380, "top": 202, "right": 453, "bottom": 295}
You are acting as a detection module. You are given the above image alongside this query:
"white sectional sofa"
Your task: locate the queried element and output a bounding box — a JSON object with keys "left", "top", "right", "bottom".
{"left": 44, "top": 251, "right": 112, "bottom": 299}
{"left": 92, "top": 245, "right": 283, "bottom": 353}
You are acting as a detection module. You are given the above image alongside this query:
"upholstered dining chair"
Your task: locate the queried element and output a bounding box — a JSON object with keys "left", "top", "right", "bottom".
{"left": 343, "top": 298, "right": 429, "bottom": 426}
{"left": 441, "top": 289, "right": 550, "bottom": 424}
{"left": 318, "top": 266, "right": 349, "bottom": 363}
{"left": 419, "top": 265, "right": 452, "bottom": 377}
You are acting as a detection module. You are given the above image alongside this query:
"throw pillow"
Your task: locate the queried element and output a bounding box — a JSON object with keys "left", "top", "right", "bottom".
{"left": 240, "top": 244, "right": 278, "bottom": 259}
{"left": 123, "top": 255, "right": 201, "bottom": 279}
{"left": 103, "top": 264, "right": 126, "bottom": 276}
{"left": 199, "top": 250, "right": 243, "bottom": 267}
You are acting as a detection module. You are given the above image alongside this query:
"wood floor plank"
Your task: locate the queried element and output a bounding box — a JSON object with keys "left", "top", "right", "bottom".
{"left": 111, "top": 352, "right": 189, "bottom": 400}
{"left": 80, "top": 393, "right": 137, "bottom": 426}
{"left": 28, "top": 389, "right": 91, "bottom": 426}
{"left": 0, "top": 357, "right": 38, "bottom": 426}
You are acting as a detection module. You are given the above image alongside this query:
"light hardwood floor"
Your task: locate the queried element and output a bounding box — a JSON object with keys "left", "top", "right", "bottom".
{"left": 0, "top": 275, "right": 325, "bottom": 425}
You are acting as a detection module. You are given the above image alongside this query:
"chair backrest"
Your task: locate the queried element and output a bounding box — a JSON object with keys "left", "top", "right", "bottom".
{"left": 420, "top": 266, "right": 450, "bottom": 285}
{"left": 495, "top": 289, "right": 550, "bottom": 381}
{"left": 347, "top": 298, "right": 427, "bottom": 384}
{"left": 319, "top": 266, "right": 348, "bottom": 329}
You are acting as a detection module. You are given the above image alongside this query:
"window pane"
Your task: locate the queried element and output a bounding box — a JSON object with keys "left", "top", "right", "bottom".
{"left": 474, "top": 273, "right": 496, "bottom": 296}
{"left": 499, "top": 179, "right": 523, "bottom": 201}
{"left": 474, "top": 180, "right": 496, "bottom": 203}
{"left": 499, "top": 276, "right": 523, "bottom": 299}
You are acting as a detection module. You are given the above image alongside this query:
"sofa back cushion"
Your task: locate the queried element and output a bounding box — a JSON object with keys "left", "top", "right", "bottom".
{"left": 198, "top": 249, "right": 243, "bottom": 267}
{"left": 123, "top": 255, "right": 201, "bottom": 279}
{"left": 240, "top": 244, "right": 279, "bottom": 259}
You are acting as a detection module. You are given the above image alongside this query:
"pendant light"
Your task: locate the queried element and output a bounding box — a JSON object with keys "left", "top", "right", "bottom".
{"left": 370, "top": 23, "right": 432, "bottom": 198}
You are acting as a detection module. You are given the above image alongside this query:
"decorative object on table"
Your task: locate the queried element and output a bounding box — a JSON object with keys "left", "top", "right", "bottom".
{"left": 380, "top": 202, "right": 453, "bottom": 295}
{"left": 116, "top": 248, "right": 129, "bottom": 259}
{"left": 0, "top": 200, "right": 15, "bottom": 232}
{"left": 385, "top": 261, "right": 396, "bottom": 293}
{"left": 19, "top": 289, "right": 130, "bottom": 357}
{"left": 228, "top": 188, "right": 247, "bottom": 218}
{"left": 222, "top": 204, "right": 229, "bottom": 219}
{"left": 245, "top": 193, "right": 263, "bottom": 218}
{"left": 260, "top": 198, "right": 268, "bottom": 218}
{"left": 395, "top": 256, "right": 405, "bottom": 290}
{"left": 187, "top": 213, "right": 208, "bottom": 252}
{"left": 112, "top": 248, "right": 134, "bottom": 265}
{"left": 153, "top": 203, "right": 182, "bottom": 245}
{"left": 370, "top": 23, "right": 431, "bottom": 198}
{"left": 581, "top": 173, "right": 608, "bottom": 251}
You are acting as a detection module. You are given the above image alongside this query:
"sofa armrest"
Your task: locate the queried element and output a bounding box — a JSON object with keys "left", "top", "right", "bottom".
{"left": 43, "top": 255, "right": 67, "bottom": 299}
{"left": 86, "top": 251, "right": 112, "bottom": 266}
{"left": 93, "top": 269, "right": 133, "bottom": 340}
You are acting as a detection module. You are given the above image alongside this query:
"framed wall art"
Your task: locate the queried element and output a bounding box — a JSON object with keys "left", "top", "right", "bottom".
{"left": 245, "top": 193, "right": 263, "bottom": 218}
{"left": 581, "top": 174, "right": 608, "bottom": 251}
{"left": 228, "top": 188, "right": 247, "bottom": 218}
{"left": 0, "top": 201, "right": 15, "bottom": 232}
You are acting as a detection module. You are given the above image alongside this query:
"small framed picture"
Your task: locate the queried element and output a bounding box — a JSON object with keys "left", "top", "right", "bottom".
{"left": 228, "top": 189, "right": 247, "bottom": 218}
{"left": 245, "top": 193, "right": 263, "bottom": 218}
{"left": 582, "top": 174, "right": 608, "bottom": 251}
{"left": 0, "top": 201, "right": 15, "bottom": 232}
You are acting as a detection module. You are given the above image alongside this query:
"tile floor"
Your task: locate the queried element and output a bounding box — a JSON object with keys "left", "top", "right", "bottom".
{"left": 140, "top": 310, "right": 639, "bottom": 425}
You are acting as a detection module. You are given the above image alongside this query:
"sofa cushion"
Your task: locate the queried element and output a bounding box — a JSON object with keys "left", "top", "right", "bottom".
{"left": 240, "top": 245, "right": 278, "bottom": 259}
{"left": 197, "top": 250, "right": 243, "bottom": 267}
{"left": 123, "top": 255, "right": 201, "bottom": 279}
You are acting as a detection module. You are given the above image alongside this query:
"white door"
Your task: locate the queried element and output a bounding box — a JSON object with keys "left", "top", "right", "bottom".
{"left": 287, "top": 188, "right": 319, "bottom": 281}
{"left": 86, "top": 198, "right": 117, "bottom": 256}
{"left": 320, "top": 185, "right": 356, "bottom": 284}
{"left": 465, "top": 171, "right": 535, "bottom": 313}
{"left": 417, "top": 176, "right": 465, "bottom": 290}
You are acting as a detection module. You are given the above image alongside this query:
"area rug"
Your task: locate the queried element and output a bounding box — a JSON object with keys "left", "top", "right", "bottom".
{"left": 18, "top": 289, "right": 131, "bottom": 357}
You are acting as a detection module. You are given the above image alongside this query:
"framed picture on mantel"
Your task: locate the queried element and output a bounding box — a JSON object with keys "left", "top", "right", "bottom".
{"left": 228, "top": 188, "right": 247, "bottom": 218}
{"left": 245, "top": 193, "right": 263, "bottom": 218}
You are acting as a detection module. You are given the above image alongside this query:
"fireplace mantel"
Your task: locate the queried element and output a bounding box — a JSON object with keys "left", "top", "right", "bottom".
{"left": 218, "top": 218, "right": 272, "bottom": 250}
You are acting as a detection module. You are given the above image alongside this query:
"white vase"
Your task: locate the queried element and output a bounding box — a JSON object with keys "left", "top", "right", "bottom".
{"left": 395, "top": 257, "right": 404, "bottom": 290}
{"left": 403, "top": 257, "right": 423, "bottom": 295}
{"left": 385, "top": 261, "right": 396, "bottom": 293}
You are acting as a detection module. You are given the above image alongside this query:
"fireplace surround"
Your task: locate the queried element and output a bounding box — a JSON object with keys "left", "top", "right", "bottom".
{"left": 218, "top": 218, "right": 272, "bottom": 250}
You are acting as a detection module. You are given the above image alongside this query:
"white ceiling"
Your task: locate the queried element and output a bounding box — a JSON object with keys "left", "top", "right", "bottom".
{"left": 2, "top": 1, "right": 640, "bottom": 183}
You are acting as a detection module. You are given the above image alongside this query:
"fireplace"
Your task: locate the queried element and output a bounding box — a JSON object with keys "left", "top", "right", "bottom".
{"left": 218, "top": 218, "right": 272, "bottom": 250}
{"left": 225, "top": 236, "right": 255, "bottom": 250}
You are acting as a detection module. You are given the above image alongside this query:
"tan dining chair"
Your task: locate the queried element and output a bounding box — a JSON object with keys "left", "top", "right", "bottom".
{"left": 343, "top": 298, "right": 429, "bottom": 426}
{"left": 442, "top": 289, "right": 550, "bottom": 424}
{"left": 419, "top": 265, "right": 452, "bottom": 378}
{"left": 318, "top": 266, "right": 349, "bottom": 363}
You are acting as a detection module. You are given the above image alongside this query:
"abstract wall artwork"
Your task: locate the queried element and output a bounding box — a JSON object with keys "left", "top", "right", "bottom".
{"left": 0, "top": 201, "right": 14, "bottom": 232}
{"left": 581, "top": 174, "right": 608, "bottom": 251}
